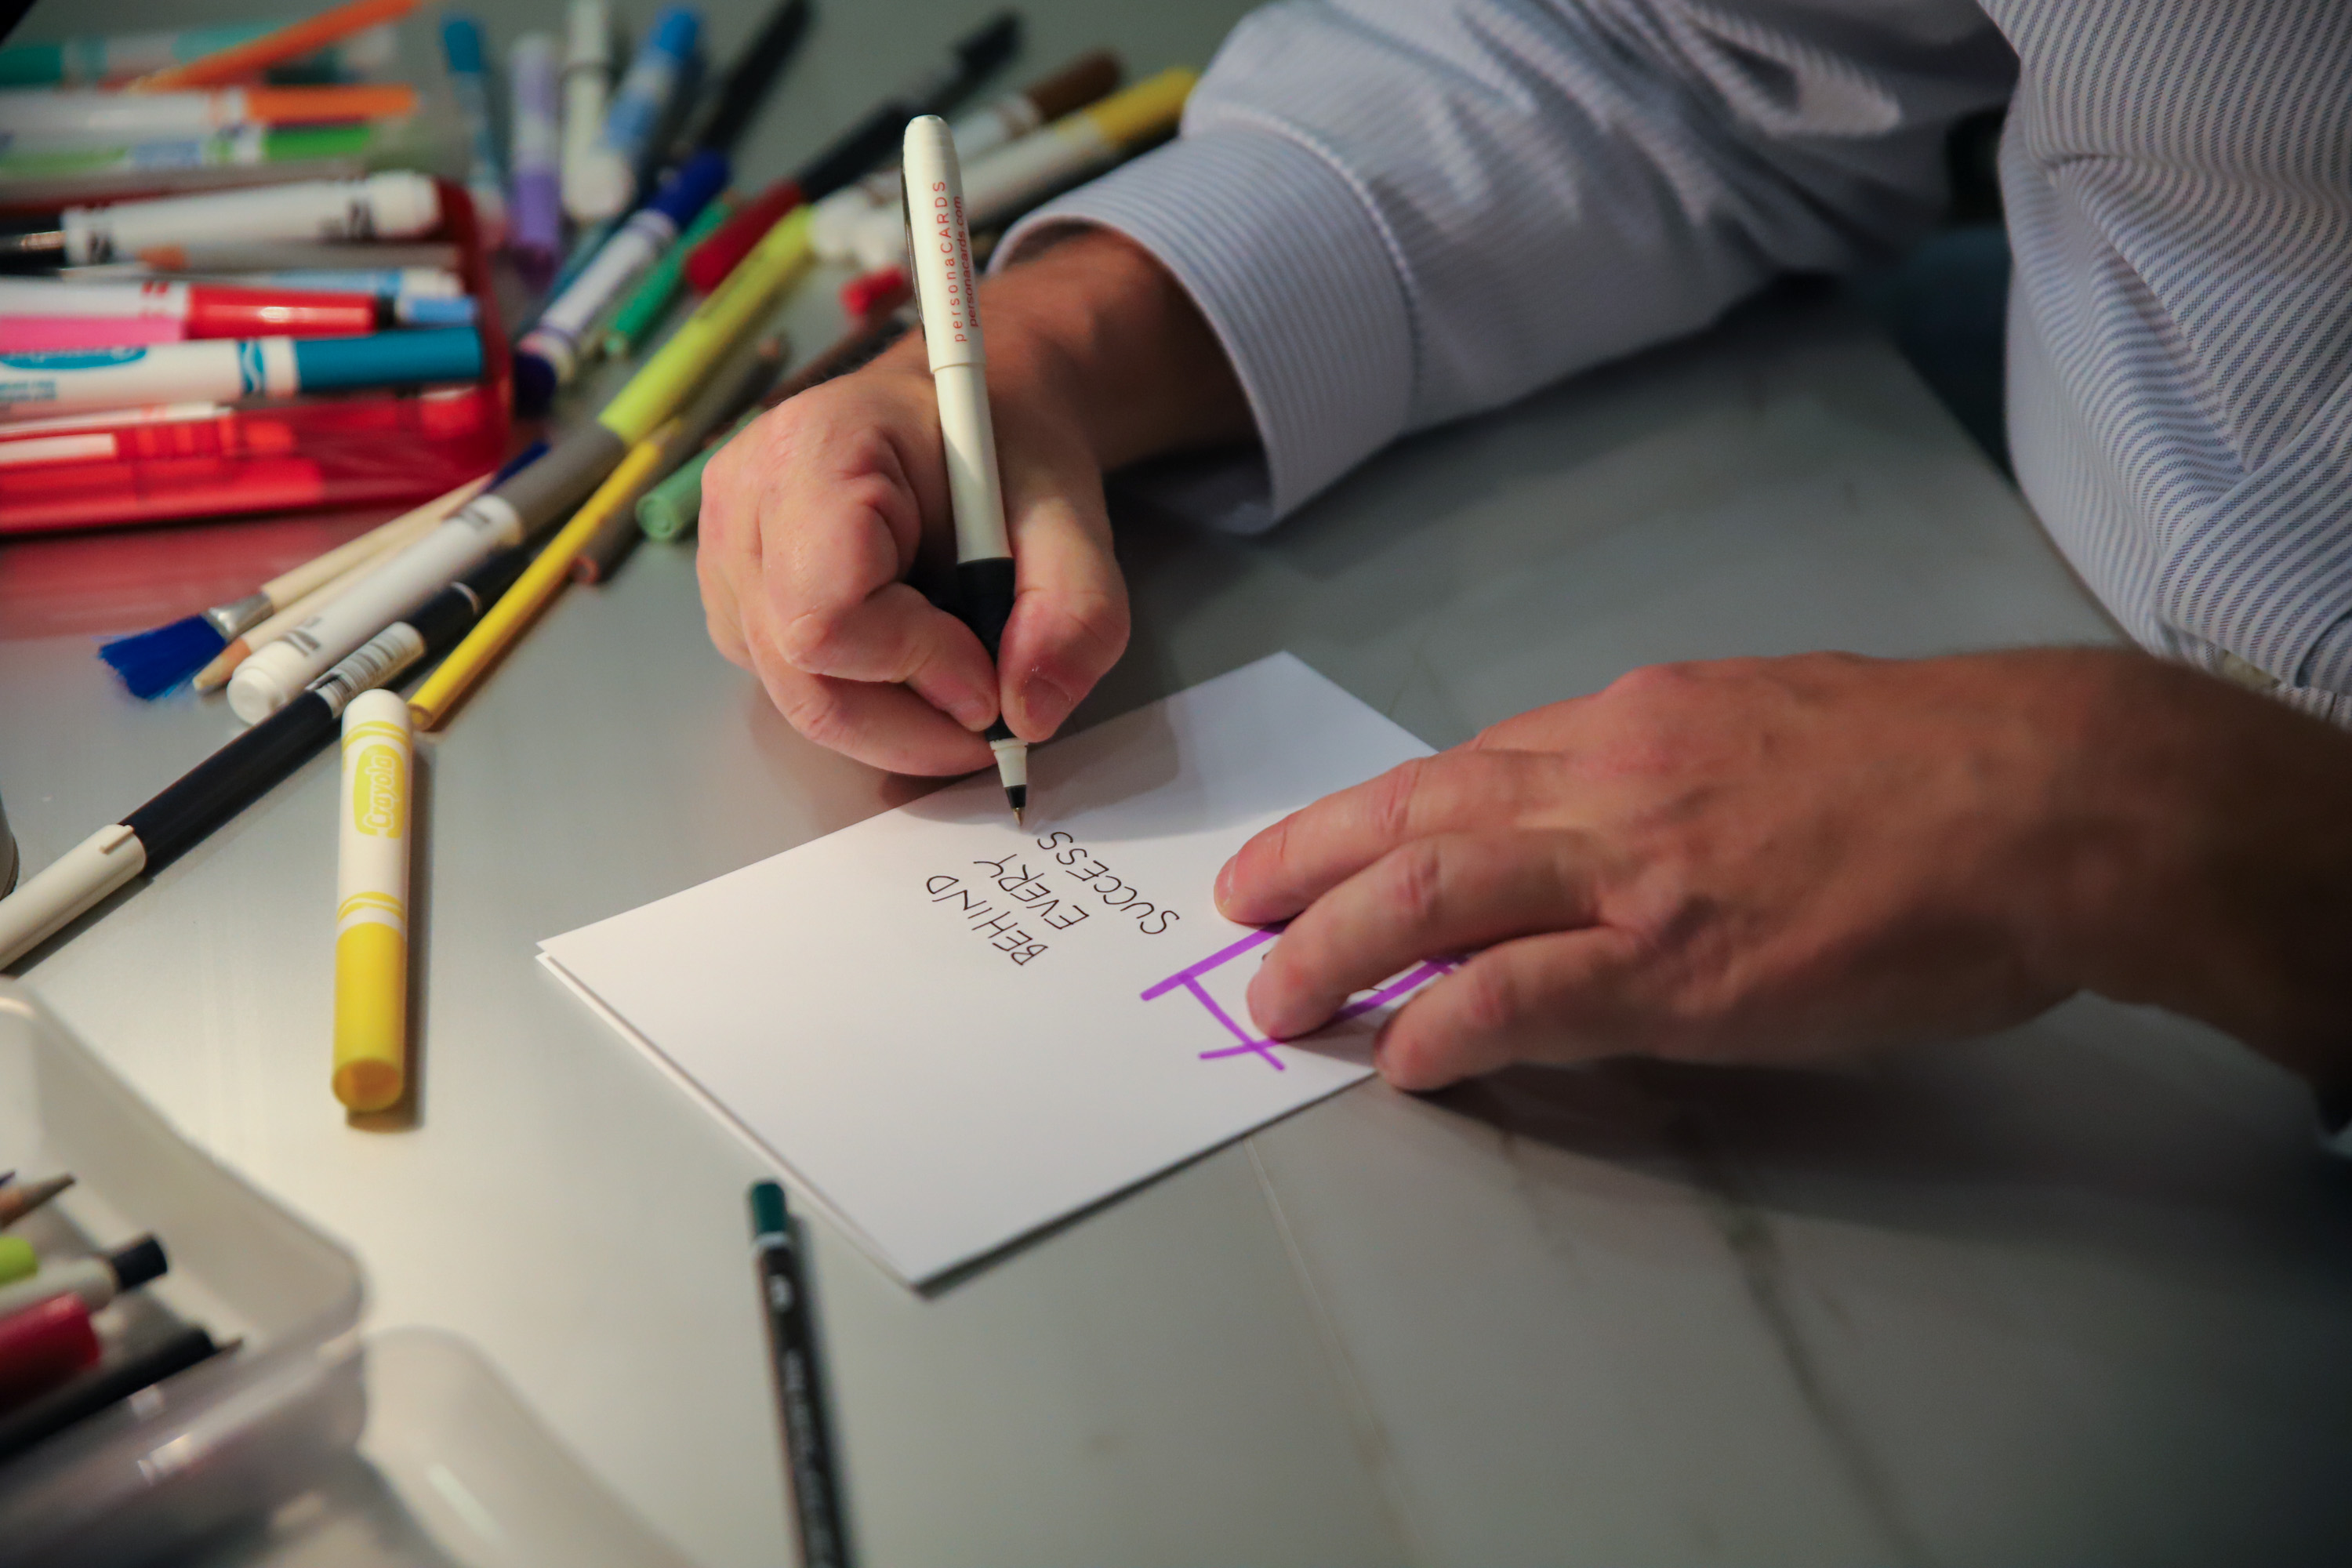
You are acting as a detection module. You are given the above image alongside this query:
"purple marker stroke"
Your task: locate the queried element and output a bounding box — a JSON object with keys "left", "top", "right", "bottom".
{"left": 1142, "top": 925, "right": 1458, "bottom": 1069}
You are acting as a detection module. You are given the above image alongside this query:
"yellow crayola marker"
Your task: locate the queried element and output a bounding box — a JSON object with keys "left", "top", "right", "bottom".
{"left": 333, "top": 688, "right": 412, "bottom": 1112}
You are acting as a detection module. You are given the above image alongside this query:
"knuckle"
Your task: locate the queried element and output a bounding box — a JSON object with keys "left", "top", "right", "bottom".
{"left": 775, "top": 608, "right": 862, "bottom": 674}
{"left": 1367, "top": 757, "right": 1432, "bottom": 842}
{"left": 1057, "top": 586, "right": 1130, "bottom": 670}
{"left": 1605, "top": 661, "right": 1700, "bottom": 705}
{"left": 1451, "top": 960, "right": 1523, "bottom": 1037}
{"left": 775, "top": 677, "right": 851, "bottom": 752}
{"left": 1385, "top": 840, "right": 1448, "bottom": 929}
{"left": 1250, "top": 812, "right": 1298, "bottom": 880}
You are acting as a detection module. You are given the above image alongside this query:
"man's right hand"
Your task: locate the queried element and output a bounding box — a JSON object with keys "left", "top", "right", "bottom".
{"left": 698, "top": 228, "right": 1250, "bottom": 775}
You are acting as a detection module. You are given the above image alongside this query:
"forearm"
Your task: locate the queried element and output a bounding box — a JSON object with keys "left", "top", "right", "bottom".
{"left": 874, "top": 227, "right": 1250, "bottom": 473}
{"left": 2038, "top": 654, "right": 2352, "bottom": 1091}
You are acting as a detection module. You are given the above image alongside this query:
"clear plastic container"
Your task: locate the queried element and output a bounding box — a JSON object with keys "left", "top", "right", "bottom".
{"left": 0, "top": 985, "right": 689, "bottom": 1568}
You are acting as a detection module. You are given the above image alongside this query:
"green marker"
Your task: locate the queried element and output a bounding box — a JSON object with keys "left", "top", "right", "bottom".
{"left": 0, "top": 1236, "right": 35, "bottom": 1287}
{"left": 0, "top": 123, "right": 380, "bottom": 182}
{"left": 635, "top": 408, "right": 752, "bottom": 539}
{"left": 603, "top": 194, "right": 738, "bottom": 361}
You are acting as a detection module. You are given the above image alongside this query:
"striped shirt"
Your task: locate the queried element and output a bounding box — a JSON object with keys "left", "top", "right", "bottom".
{"left": 1003, "top": 0, "right": 2352, "bottom": 722}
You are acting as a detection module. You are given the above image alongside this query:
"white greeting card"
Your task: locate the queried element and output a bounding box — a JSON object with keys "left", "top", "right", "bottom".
{"left": 539, "top": 655, "right": 1445, "bottom": 1285}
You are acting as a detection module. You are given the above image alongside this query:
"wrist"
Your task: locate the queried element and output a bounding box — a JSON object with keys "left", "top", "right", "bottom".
{"left": 2031, "top": 653, "right": 2352, "bottom": 1091}
{"left": 881, "top": 227, "right": 1250, "bottom": 472}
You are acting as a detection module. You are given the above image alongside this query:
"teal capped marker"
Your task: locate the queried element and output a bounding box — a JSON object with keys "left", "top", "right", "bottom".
{"left": 749, "top": 1181, "right": 849, "bottom": 1568}
{"left": 0, "top": 327, "right": 481, "bottom": 418}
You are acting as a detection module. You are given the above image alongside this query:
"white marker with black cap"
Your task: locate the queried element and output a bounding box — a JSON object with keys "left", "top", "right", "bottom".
{"left": 901, "top": 113, "right": 1027, "bottom": 821}
{"left": 0, "top": 1236, "right": 166, "bottom": 1319}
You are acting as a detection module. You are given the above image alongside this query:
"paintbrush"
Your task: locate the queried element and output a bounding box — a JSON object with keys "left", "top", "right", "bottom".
{"left": 100, "top": 447, "right": 537, "bottom": 699}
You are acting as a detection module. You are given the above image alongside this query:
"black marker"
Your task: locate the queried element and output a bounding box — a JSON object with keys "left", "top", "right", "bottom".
{"left": 750, "top": 1181, "right": 850, "bottom": 1568}
{"left": 0, "top": 1325, "right": 227, "bottom": 1465}
{"left": 0, "top": 546, "right": 532, "bottom": 970}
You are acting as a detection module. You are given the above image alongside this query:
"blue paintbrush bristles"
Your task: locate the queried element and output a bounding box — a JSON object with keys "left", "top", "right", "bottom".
{"left": 99, "top": 615, "right": 227, "bottom": 700}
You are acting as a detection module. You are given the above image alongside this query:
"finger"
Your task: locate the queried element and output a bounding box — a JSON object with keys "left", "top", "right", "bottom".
{"left": 696, "top": 535, "right": 752, "bottom": 670}
{"left": 753, "top": 459, "right": 1000, "bottom": 729}
{"left": 1374, "top": 927, "right": 1650, "bottom": 1091}
{"left": 995, "top": 466, "right": 1127, "bottom": 742}
{"left": 695, "top": 436, "right": 762, "bottom": 670}
{"left": 775, "top": 582, "right": 999, "bottom": 732}
{"left": 1246, "top": 829, "right": 1602, "bottom": 1040}
{"left": 740, "top": 618, "right": 993, "bottom": 775}
{"left": 1216, "top": 750, "right": 1570, "bottom": 926}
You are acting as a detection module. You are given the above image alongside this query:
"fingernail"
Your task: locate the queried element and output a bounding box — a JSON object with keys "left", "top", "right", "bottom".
{"left": 1214, "top": 858, "right": 1234, "bottom": 907}
{"left": 1246, "top": 971, "right": 1295, "bottom": 1040}
{"left": 947, "top": 691, "right": 993, "bottom": 731}
{"left": 1021, "top": 673, "right": 1073, "bottom": 735}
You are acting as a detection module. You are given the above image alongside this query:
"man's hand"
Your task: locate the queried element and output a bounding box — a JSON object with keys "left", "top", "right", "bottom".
{"left": 699, "top": 229, "right": 1248, "bottom": 774}
{"left": 1216, "top": 650, "right": 2352, "bottom": 1094}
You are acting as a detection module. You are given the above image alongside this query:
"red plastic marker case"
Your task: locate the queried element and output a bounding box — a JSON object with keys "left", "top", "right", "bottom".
{"left": 0, "top": 179, "right": 510, "bottom": 535}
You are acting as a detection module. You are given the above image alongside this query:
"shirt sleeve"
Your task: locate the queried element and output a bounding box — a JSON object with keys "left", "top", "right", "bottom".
{"left": 999, "top": 0, "right": 2015, "bottom": 530}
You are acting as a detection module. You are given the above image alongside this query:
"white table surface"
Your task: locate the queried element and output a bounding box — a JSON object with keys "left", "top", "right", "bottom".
{"left": 8, "top": 1, "right": 2352, "bottom": 1563}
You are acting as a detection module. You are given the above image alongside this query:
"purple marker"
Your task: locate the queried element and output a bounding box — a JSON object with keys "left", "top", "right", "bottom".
{"left": 508, "top": 32, "right": 563, "bottom": 282}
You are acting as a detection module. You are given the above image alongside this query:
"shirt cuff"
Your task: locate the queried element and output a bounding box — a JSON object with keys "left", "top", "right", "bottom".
{"left": 2297, "top": 612, "right": 2352, "bottom": 697}
{"left": 997, "top": 125, "right": 1414, "bottom": 532}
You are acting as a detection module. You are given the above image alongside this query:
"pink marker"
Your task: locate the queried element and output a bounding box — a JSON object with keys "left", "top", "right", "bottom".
{"left": 0, "top": 317, "right": 183, "bottom": 353}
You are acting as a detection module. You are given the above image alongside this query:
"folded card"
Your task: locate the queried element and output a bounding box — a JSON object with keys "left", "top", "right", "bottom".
{"left": 539, "top": 654, "right": 1442, "bottom": 1285}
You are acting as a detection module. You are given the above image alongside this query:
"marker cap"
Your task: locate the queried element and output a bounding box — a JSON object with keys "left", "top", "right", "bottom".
{"left": 750, "top": 1178, "right": 789, "bottom": 1237}
{"left": 440, "top": 15, "right": 488, "bottom": 74}
{"left": 648, "top": 6, "right": 700, "bottom": 60}
{"left": 564, "top": 0, "right": 612, "bottom": 70}
{"left": 361, "top": 171, "right": 443, "bottom": 239}
{"left": 105, "top": 1236, "right": 167, "bottom": 1292}
{"left": 0, "top": 1294, "right": 99, "bottom": 1407}
{"left": 649, "top": 150, "right": 731, "bottom": 228}
{"left": 0, "top": 1236, "right": 32, "bottom": 1287}
{"left": 394, "top": 294, "right": 479, "bottom": 327}
{"left": 291, "top": 327, "right": 481, "bottom": 391}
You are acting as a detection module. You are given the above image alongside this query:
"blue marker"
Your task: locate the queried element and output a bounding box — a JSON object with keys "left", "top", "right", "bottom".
{"left": 513, "top": 148, "right": 728, "bottom": 413}
{"left": 0, "top": 328, "right": 481, "bottom": 418}
{"left": 439, "top": 16, "right": 508, "bottom": 247}
{"left": 570, "top": 6, "right": 699, "bottom": 221}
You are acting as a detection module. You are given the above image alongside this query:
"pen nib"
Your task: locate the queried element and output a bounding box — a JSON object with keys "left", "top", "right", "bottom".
{"left": 1012, "top": 807, "right": 1024, "bottom": 827}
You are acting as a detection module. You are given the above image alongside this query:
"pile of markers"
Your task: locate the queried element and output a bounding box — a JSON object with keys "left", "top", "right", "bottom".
{"left": 0, "top": 0, "right": 1207, "bottom": 1098}
{"left": 0, "top": 1172, "right": 223, "bottom": 1468}
{"left": 0, "top": 0, "right": 508, "bottom": 535}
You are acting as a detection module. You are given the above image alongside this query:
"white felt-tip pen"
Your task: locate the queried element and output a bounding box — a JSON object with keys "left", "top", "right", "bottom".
{"left": 570, "top": 4, "right": 698, "bottom": 221}
{"left": 901, "top": 114, "right": 1026, "bottom": 821}
{"left": 0, "top": 1236, "right": 165, "bottom": 1320}
{"left": 558, "top": 0, "right": 615, "bottom": 224}
{"left": 226, "top": 426, "right": 620, "bottom": 722}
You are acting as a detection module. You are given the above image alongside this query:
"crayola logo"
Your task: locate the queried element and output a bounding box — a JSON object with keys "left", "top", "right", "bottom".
{"left": 352, "top": 744, "right": 404, "bottom": 837}
{"left": 0, "top": 347, "right": 147, "bottom": 371}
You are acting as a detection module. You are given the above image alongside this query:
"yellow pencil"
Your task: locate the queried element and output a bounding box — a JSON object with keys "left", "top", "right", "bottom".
{"left": 407, "top": 420, "right": 683, "bottom": 730}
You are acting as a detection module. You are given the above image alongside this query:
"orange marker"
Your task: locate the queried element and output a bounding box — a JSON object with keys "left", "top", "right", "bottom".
{"left": 130, "top": 0, "right": 419, "bottom": 92}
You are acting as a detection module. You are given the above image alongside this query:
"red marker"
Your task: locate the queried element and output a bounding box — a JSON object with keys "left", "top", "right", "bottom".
{"left": 683, "top": 180, "right": 804, "bottom": 295}
{"left": 0, "top": 279, "right": 380, "bottom": 343}
{"left": 0, "top": 1294, "right": 100, "bottom": 1412}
